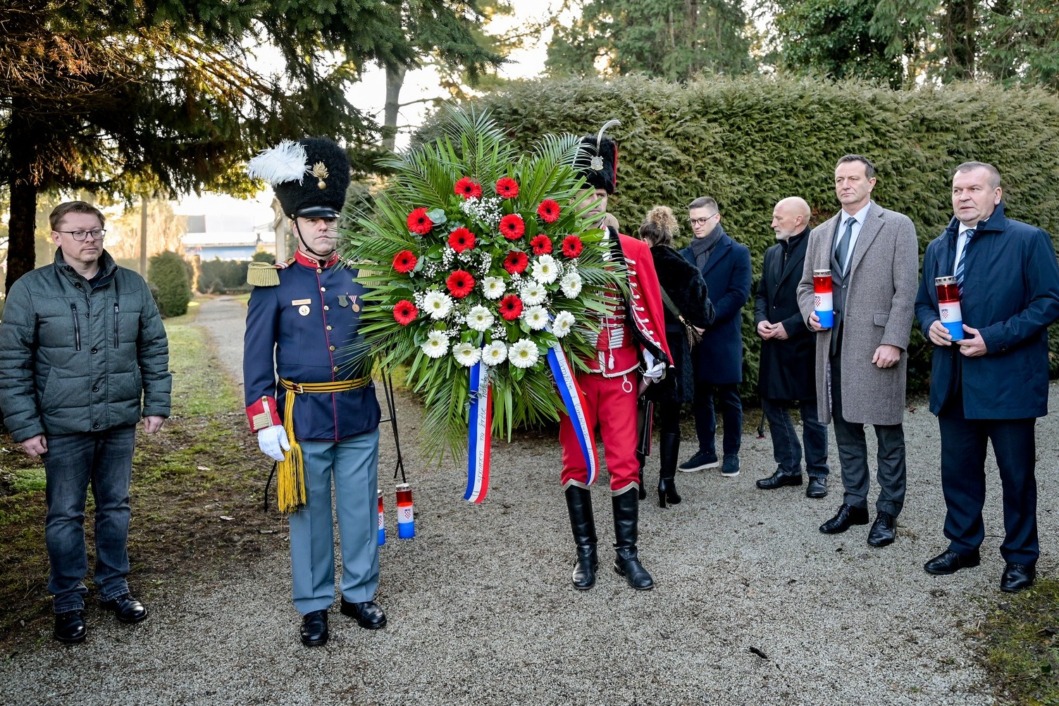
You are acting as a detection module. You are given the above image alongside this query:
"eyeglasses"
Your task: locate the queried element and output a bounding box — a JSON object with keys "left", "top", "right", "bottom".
{"left": 54, "top": 229, "right": 106, "bottom": 241}
{"left": 688, "top": 215, "right": 718, "bottom": 226}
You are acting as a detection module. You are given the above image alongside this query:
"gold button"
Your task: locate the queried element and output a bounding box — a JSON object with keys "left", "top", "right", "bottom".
{"left": 320, "top": 287, "right": 326, "bottom": 292}
{"left": 317, "top": 268, "right": 323, "bottom": 274}
{"left": 329, "top": 345, "right": 335, "bottom": 351}
{"left": 326, "top": 325, "right": 332, "bottom": 331}
{"left": 324, "top": 305, "right": 330, "bottom": 311}
{"left": 333, "top": 366, "right": 338, "bottom": 372}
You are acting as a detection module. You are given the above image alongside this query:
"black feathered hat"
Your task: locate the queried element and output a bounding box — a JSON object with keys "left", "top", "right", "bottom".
{"left": 247, "top": 137, "right": 350, "bottom": 218}
{"left": 575, "top": 119, "right": 621, "bottom": 195}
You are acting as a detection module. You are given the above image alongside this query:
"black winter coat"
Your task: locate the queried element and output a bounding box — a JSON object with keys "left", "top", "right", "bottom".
{"left": 754, "top": 229, "right": 816, "bottom": 401}
{"left": 647, "top": 245, "right": 714, "bottom": 404}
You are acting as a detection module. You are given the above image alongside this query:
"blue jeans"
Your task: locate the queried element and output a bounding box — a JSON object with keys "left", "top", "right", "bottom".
{"left": 43, "top": 425, "right": 137, "bottom": 613}
{"left": 692, "top": 383, "right": 742, "bottom": 457}
{"left": 761, "top": 398, "right": 829, "bottom": 479}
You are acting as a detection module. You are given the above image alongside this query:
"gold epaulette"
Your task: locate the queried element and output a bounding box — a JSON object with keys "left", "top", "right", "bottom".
{"left": 247, "top": 262, "right": 281, "bottom": 287}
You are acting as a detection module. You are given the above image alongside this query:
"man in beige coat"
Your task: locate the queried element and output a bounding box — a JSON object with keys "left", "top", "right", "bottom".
{"left": 796, "top": 154, "right": 918, "bottom": 547}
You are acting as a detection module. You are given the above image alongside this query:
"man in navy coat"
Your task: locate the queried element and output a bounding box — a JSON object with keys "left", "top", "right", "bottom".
{"left": 243, "top": 138, "right": 385, "bottom": 646}
{"left": 678, "top": 197, "right": 751, "bottom": 477}
{"left": 915, "top": 161, "right": 1059, "bottom": 593}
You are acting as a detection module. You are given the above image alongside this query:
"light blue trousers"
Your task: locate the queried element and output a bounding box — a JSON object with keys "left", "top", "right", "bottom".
{"left": 289, "top": 429, "right": 380, "bottom": 615}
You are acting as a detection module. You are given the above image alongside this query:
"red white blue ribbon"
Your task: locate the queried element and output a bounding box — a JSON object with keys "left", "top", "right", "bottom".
{"left": 546, "top": 343, "right": 598, "bottom": 486}
{"left": 464, "top": 360, "right": 492, "bottom": 503}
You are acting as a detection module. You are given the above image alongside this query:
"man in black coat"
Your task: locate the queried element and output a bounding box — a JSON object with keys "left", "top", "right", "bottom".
{"left": 754, "top": 197, "right": 830, "bottom": 498}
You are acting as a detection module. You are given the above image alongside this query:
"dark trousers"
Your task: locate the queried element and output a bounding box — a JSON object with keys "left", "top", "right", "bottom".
{"left": 762, "top": 397, "right": 829, "bottom": 479}
{"left": 831, "top": 356, "right": 906, "bottom": 517}
{"left": 939, "top": 399, "right": 1038, "bottom": 564}
{"left": 691, "top": 383, "right": 742, "bottom": 457}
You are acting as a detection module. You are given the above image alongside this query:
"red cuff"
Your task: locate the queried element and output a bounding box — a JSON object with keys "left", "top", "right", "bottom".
{"left": 246, "top": 396, "right": 281, "bottom": 432}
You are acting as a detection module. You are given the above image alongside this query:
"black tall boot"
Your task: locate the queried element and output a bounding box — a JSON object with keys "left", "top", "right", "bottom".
{"left": 612, "top": 489, "right": 654, "bottom": 590}
{"left": 564, "top": 486, "right": 598, "bottom": 590}
{"left": 658, "top": 432, "right": 682, "bottom": 508}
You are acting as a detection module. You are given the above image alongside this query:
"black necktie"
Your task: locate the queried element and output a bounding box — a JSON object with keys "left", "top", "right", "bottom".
{"left": 955, "top": 229, "right": 975, "bottom": 297}
{"left": 836, "top": 217, "right": 856, "bottom": 272}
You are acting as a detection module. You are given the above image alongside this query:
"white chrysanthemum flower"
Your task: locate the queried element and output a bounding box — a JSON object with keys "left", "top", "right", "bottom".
{"left": 452, "top": 342, "right": 482, "bottom": 368}
{"left": 423, "top": 290, "right": 453, "bottom": 320}
{"left": 466, "top": 305, "right": 495, "bottom": 332}
{"left": 422, "top": 331, "right": 450, "bottom": 359}
{"left": 482, "top": 276, "right": 506, "bottom": 300}
{"left": 560, "top": 271, "right": 583, "bottom": 298}
{"left": 509, "top": 339, "right": 540, "bottom": 369}
{"left": 552, "top": 311, "right": 575, "bottom": 338}
{"left": 520, "top": 281, "right": 547, "bottom": 306}
{"left": 522, "top": 306, "right": 549, "bottom": 331}
{"left": 531, "top": 255, "right": 559, "bottom": 284}
{"left": 481, "top": 341, "right": 508, "bottom": 366}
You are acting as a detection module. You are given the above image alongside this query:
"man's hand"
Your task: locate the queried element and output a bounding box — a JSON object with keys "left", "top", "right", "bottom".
{"left": 257, "top": 425, "right": 291, "bottom": 462}
{"left": 143, "top": 416, "right": 165, "bottom": 434}
{"left": 927, "top": 320, "right": 952, "bottom": 347}
{"left": 21, "top": 435, "right": 47, "bottom": 458}
{"left": 956, "top": 324, "right": 988, "bottom": 357}
{"left": 771, "top": 322, "right": 789, "bottom": 340}
{"left": 641, "top": 350, "right": 665, "bottom": 383}
{"left": 808, "top": 311, "right": 823, "bottom": 332}
{"left": 872, "top": 344, "right": 902, "bottom": 369}
{"left": 756, "top": 321, "right": 773, "bottom": 340}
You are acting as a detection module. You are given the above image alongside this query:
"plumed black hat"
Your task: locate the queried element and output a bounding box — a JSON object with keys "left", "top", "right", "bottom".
{"left": 575, "top": 119, "right": 621, "bottom": 195}
{"left": 247, "top": 137, "right": 350, "bottom": 218}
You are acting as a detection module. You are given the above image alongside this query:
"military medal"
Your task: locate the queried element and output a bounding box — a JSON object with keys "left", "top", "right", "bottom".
{"left": 338, "top": 294, "right": 349, "bottom": 308}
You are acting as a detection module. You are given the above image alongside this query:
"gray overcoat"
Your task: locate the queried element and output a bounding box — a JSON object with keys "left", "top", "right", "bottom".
{"left": 796, "top": 202, "right": 919, "bottom": 425}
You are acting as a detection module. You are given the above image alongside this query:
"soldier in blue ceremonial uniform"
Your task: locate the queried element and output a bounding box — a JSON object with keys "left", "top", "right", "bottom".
{"left": 243, "top": 138, "right": 384, "bottom": 647}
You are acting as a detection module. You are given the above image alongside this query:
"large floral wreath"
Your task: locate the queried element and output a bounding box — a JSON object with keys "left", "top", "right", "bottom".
{"left": 343, "top": 110, "right": 623, "bottom": 492}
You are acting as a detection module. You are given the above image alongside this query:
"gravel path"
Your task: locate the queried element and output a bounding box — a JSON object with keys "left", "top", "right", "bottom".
{"left": 5, "top": 295, "right": 1057, "bottom": 704}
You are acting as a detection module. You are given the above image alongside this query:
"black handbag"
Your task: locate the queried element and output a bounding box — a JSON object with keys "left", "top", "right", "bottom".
{"left": 659, "top": 286, "right": 701, "bottom": 347}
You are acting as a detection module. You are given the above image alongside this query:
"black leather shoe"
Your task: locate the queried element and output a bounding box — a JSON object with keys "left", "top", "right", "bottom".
{"left": 924, "top": 549, "right": 981, "bottom": 575}
{"left": 300, "top": 609, "right": 329, "bottom": 647}
{"left": 340, "top": 599, "right": 387, "bottom": 629}
{"left": 1001, "top": 562, "right": 1036, "bottom": 593}
{"left": 54, "top": 610, "right": 86, "bottom": 644}
{"left": 867, "top": 512, "right": 897, "bottom": 547}
{"left": 100, "top": 594, "right": 149, "bottom": 624}
{"left": 756, "top": 470, "right": 802, "bottom": 490}
{"left": 819, "top": 504, "right": 869, "bottom": 534}
{"left": 806, "top": 477, "right": 828, "bottom": 499}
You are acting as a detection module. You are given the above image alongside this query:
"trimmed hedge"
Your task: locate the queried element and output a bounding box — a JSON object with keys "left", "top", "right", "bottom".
{"left": 456, "top": 75, "right": 1059, "bottom": 396}
{"left": 148, "top": 251, "right": 192, "bottom": 318}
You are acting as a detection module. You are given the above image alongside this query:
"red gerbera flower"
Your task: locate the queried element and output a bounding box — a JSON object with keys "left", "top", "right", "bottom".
{"left": 562, "top": 235, "right": 584, "bottom": 258}
{"left": 499, "top": 213, "right": 525, "bottom": 240}
{"left": 537, "top": 199, "right": 561, "bottom": 224}
{"left": 446, "top": 269, "right": 476, "bottom": 299}
{"left": 495, "top": 177, "right": 520, "bottom": 199}
{"left": 448, "top": 227, "right": 476, "bottom": 253}
{"left": 530, "top": 235, "right": 553, "bottom": 256}
{"left": 499, "top": 294, "right": 524, "bottom": 321}
{"left": 407, "top": 207, "right": 433, "bottom": 235}
{"left": 454, "top": 177, "right": 483, "bottom": 200}
{"left": 503, "top": 250, "right": 529, "bottom": 275}
{"left": 393, "top": 300, "right": 418, "bottom": 326}
{"left": 392, "top": 250, "right": 418, "bottom": 274}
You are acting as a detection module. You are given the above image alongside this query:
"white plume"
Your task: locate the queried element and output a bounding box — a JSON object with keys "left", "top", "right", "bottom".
{"left": 247, "top": 140, "right": 309, "bottom": 185}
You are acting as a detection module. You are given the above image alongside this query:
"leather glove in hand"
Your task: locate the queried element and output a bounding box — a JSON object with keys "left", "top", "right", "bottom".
{"left": 257, "top": 425, "right": 290, "bottom": 462}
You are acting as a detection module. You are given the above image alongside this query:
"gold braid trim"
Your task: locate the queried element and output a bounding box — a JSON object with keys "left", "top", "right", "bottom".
{"left": 275, "top": 377, "right": 372, "bottom": 514}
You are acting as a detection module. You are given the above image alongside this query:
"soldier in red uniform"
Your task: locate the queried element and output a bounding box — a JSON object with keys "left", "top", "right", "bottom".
{"left": 243, "top": 138, "right": 384, "bottom": 647}
{"left": 560, "top": 128, "right": 672, "bottom": 591}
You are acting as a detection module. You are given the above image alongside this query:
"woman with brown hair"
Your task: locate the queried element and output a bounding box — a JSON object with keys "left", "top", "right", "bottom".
{"left": 639, "top": 206, "right": 715, "bottom": 507}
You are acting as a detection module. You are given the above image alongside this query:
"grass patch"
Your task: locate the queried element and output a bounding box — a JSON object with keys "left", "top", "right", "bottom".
{"left": 11, "top": 469, "right": 46, "bottom": 493}
{"left": 977, "top": 579, "right": 1059, "bottom": 703}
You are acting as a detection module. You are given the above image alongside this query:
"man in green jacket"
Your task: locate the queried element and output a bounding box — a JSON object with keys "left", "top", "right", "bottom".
{"left": 0, "top": 201, "right": 171, "bottom": 644}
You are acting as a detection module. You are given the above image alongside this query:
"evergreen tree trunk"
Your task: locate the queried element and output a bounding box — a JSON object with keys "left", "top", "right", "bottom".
{"left": 943, "top": 0, "right": 976, "bottom": 80}
{"left": 382, "top": 64, "right": 407, "bottom": 153}
{"left": 5, "top": 100, "right": 39, "bottom": 292}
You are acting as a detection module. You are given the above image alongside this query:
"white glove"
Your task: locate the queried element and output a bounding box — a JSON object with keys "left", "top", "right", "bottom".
{"left": 642, "top": 350, "right": 666, "bottom": 383}
{"left": 257, "top": 425, "right": 290, "bottom": 462}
